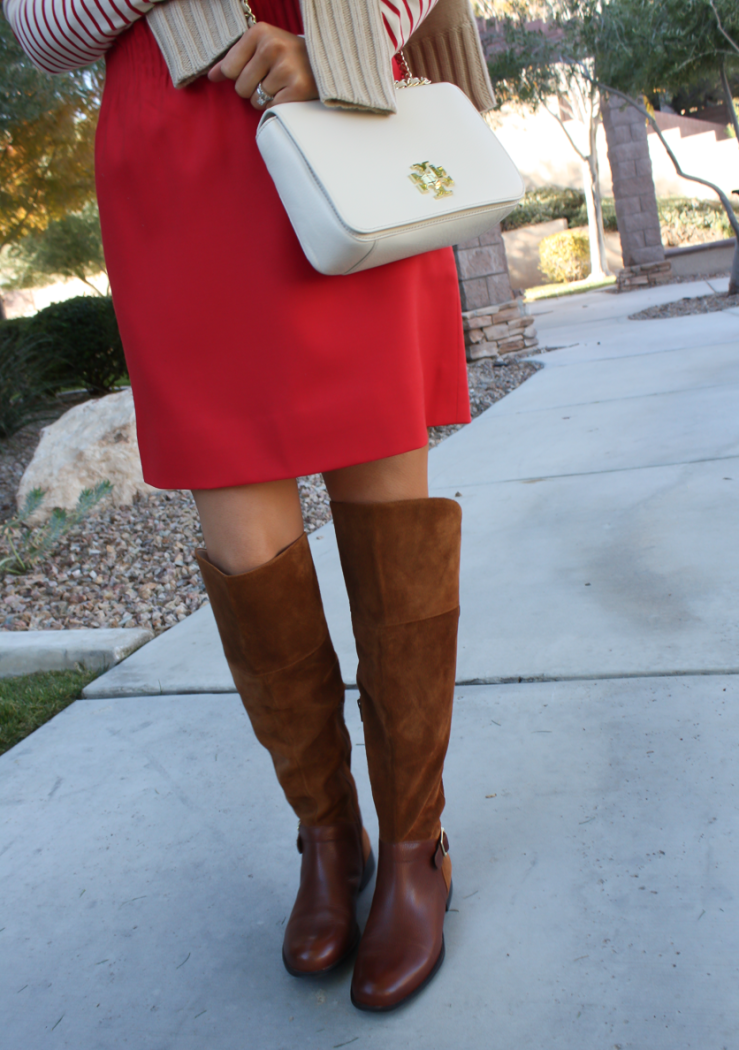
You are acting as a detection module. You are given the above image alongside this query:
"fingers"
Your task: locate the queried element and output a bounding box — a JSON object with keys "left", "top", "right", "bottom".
{"left": 249, "top": 62, "right": 315, "bottom": 111}
{"left": 207, "top": 23, "right": 318, "bottom": 109}
{"left": 212, "top": 24, "right": 279, "bottom": 100}
{"left": 220, "top": 27, "right": 271, "bottom": 100}
{"left": 217, "top": 23, "right": 259, "bottom": 83}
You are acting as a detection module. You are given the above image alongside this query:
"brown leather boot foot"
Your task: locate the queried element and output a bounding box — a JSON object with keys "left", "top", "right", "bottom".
{"left": 283, "top": 824, "right": 375, "bottom": 977}
{"left": 351, "top": 832, "right": 452, "bottom": 1011}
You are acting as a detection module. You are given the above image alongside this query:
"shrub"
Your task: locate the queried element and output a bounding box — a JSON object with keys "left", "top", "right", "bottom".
{"left": 0, "top": 315, "right": 33, "bottom": 352}
{"left": 503, "top": 187, "right": 586, "bottom": 231}
{"left": 539, "top": 229, "right": 591, "bottom": 283}
{"left": 0, "top": 324, "right": 57, "bottom": 438}
{"left": 568, "top": 197, "right": 619, "bottom": 233}
{"left": 502, "top": 187, "right": 619, "bottom": 233}
{"left": 27, "top": 296, "right": 127, "bottom": 395}
{"left": 656, "top": 197, "right": 737, "bottom": 246}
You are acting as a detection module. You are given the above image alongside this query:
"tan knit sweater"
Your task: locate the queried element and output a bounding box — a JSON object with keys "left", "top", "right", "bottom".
{"left": 148, "top": 0, "right": 495, "bottom": 112}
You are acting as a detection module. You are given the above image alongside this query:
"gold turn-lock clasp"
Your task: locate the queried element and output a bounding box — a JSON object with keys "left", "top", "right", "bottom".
{"left": 409, "top": 161, "right": 454, "bottom": 200}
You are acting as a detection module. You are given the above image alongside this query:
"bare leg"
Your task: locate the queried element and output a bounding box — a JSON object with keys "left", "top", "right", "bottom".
{"left": 193, "top": 445, "right": 428, "bottom": 574}
{"left": 192, "top": 479, "right": 304, "bottom": 575}
{"left": 323, "top": 445, "right": 429, "bottom": 504}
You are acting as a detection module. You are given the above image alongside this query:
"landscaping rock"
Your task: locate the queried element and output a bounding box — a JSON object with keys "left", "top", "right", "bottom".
{"left": 0, "top": 360, "right": 541, "bottom": 634}
{"left": 16, "top": 389, "right": 156, "bottom": 522}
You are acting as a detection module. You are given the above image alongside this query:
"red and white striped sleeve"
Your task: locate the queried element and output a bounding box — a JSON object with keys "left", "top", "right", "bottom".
{"left": 2, "top": 0, "right": 158, "bottom": 74}
{"left": 3, "top": 0, "right": 442, "bottom": 77}
{"left": 379, "top": 0, "right": 441, "bottom": 55}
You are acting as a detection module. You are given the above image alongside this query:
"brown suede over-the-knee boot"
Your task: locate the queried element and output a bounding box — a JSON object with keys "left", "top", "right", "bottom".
{"left": 331, "top": 498, "right": 460, "bottom": 1011}
{"left": 196, "top": 534, "right": 374, "bottom": 976}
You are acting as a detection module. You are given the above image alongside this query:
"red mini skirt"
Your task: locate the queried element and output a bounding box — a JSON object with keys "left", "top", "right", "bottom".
{"left": 95, "top": 0, "right": 470, "bottom": 490}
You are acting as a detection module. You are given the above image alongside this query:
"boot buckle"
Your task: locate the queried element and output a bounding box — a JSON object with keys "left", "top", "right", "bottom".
{"left": 433, "top": 828, "right": 449, "bottom": 869}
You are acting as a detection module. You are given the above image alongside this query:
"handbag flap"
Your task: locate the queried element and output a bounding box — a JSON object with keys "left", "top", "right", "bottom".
{"left": 257, "top": 83, "right": 524, "bottom": 236}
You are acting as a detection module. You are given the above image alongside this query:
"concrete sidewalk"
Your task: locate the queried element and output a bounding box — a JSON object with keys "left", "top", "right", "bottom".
{"left": 2, "top": 277, "right": 738, "bottom": 1049}
{"left": 85, "top": 277, "right": 739, "bottom": 697}
{"left": 2, "top": 677, "right": 737, "bottom": 1049}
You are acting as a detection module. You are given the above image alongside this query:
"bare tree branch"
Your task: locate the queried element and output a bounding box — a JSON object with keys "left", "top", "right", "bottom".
{"left": 709, "top": 0, "right": 739, "bottom": 56}
{"left": 542, "top": 100, "right": 588, "bottom": 160}
{"left": 598, "top": 83, "right": 739, "bottom": 239}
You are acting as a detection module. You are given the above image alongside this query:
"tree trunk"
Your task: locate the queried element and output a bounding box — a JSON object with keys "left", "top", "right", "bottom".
{"left": 582, "top": 155, "right": 609, "bottom": 280}
{"left": 720, "top": 62, "right": 739, "bottom": 144}
{"left": 0, "top": 294, "right": 6, "bottom": 322}
{"left": 730, "top": 241, "right": 739, "bottom": 296}
{"left": 720, "top": 62, "right": 739, "bottom": 297}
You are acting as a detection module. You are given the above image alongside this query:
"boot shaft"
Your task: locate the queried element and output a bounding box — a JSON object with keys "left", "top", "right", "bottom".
{"left": 197, "top": 534, "right": 360, "bottom": 827}
{"left": 332, "top": 499, "right": 461, "bottom": 843}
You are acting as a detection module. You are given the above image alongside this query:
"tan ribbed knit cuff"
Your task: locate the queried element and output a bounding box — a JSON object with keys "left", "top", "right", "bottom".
{"left": 404, "top": 23, "right": 495, "bottom": 113}
{"left": 147, "top": 0, "right": 246, "bottom": 88}
{"left": 300, "top": 0, "right": 397, "bottom": 113}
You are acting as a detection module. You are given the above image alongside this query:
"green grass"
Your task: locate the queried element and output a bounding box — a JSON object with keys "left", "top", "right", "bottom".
{"left": 524, "top": 275, "right": 617, "bottom": 302}
{"left": 0, "top": 668, "right": 99, "bottom": 756}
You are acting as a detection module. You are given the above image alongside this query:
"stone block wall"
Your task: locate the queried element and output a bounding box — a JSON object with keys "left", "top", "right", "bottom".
{"left": 454, "top": 224, "right": 539, "bottom": 360}
{"left": 601, "top": 92, "right": 672, "bottom": 290}
{"left": 454, "top": 226, "right": 515, "bottom": 311}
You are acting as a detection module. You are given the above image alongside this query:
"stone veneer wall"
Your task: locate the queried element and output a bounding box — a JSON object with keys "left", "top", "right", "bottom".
{"left": 463, "top": 301, "right": 538, "bottom": 360}
{"left": 616, "top": 260, "right": 672, "bottom": 292}
{"left": 454, "top": 225, "right": 539, "bottom": 360}
{"left": 601, "top": 93, "right": 672, "bottom": 292}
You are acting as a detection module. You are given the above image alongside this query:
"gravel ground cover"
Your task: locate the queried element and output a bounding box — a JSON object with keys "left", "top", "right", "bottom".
{"left": 629, "top": 290, "right": 739, "bottom": 320}
{"left": 660, "top": 271, "right": 729, "bottom": 284}
{"left": 0, "top": 355, "right": 540, "bottom": 634}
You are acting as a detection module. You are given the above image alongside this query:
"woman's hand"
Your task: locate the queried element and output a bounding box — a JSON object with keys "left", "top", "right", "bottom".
{"left": 208, "top": 23, "right": 318, "bottom": 110}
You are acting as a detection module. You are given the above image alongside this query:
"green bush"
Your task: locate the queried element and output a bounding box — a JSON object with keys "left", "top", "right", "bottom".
{"left": 502, "top": 187, "right": 619, "bottom": 233}
{"left": 568, "top": 197, "right": 619, "bottom": 233}
{"left": 0, "top": 315, "right": 32, "bottom": 352}
{"left": 0, "top": 324, "right": 57, "bottom": 438}
{"left": 27, "top": 296, "right": 126, "bottom": 395}
{"left": 502, "top": 187, "right": 586, "bottom": 231}
{"left": 502, "top": 188, "right": 739, "bottom": 245}
{"left": 539, "top": 229, "right": 591, "bottom": 283}
{"left": 656, "top": 197, "right": 737, "bottom": 246}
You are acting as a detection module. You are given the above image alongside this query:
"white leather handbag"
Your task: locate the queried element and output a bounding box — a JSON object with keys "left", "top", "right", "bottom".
{"left": 256, "top": 81, "right": 524, "bottom": 276}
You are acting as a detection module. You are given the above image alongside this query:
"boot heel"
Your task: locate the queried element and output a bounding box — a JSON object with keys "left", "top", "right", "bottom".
{"left": 359, "top": 847, "right": 376, "bottom": 892}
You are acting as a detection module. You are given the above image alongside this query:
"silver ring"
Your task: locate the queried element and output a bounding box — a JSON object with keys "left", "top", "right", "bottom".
{"left": 255, "top": 82, "right": 275, "bottom": 107}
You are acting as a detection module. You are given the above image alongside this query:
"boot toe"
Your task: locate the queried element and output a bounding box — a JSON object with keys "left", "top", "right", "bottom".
{"left": 283, "top": 917, "right": 359, "bottom": 976}
{"left": 351, "top": 940, "right": 444, "bottom": 1010}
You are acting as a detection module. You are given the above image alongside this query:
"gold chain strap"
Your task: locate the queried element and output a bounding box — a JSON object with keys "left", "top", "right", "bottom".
{"left": 395, "top": 49, "right": 431, "bottom": 89}
{"left": 240, "top": 6, "right": 427, "bottom": 88}
{"left": 241, "top": 0, "right": 256, "bottom": 27}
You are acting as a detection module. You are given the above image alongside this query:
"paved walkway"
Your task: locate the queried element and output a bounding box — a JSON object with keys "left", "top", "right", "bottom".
{"left": 86, "top": 277, "right": 739, "bottom": 697}
{"left": 2, "top": 278, "right": 737, "bottom": 1048}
